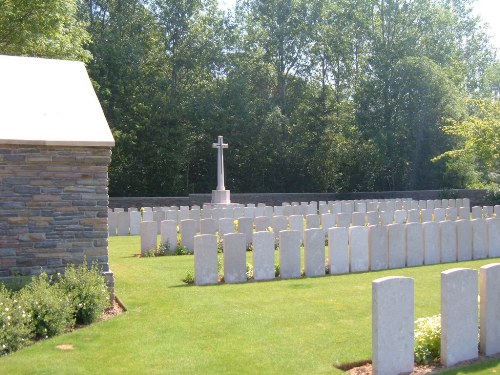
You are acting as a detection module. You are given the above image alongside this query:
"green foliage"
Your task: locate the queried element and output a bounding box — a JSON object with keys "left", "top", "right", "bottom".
{"left": 59, "top": 263, "right": 110, "bottom": 325}
{"left": 18, "top": 273, "right": 74, "bottom": 340}
{"left": 246, "top": 263, "right": 254, "bottom": 280}
{"left": 0, "top": 0, "right": 91, "bottom": 61}
{"left": 182, "top": 270, "right": 195, "bottom": 285}
{"left": 436, "top": 99, "right": 500, "bottom": 188}
{"left": 0, "top": 285, "right": 32, "bottom": 356}
{"left": 414, "top": 315, "right": 441, "bottom": 364}
{"left": 484, "top": 187, "right": 500, "bottom": 205}
{"left": 274, "top": 263, "right": 280, "bottom": 278}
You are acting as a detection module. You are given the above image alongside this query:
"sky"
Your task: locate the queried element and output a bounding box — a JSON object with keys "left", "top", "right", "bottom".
{"left": 218, "top": 0, "right": 500, "bottom": 51}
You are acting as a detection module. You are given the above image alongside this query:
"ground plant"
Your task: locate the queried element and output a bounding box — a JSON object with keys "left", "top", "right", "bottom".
{"left": 0, "top": 263, "right": 110, "bottom": 356}
{"left": 414, "top": 314, "right": 441, "bottom": 364}
{"left": 59, "top": 262, "right": 110, "bottom": 325}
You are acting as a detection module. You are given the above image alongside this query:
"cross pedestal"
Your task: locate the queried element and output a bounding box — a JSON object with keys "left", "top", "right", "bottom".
{"left": 211, "top": 136, "right": 231, "bottom": 205}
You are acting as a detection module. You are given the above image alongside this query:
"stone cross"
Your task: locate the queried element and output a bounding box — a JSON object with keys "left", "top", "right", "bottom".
{"left": 212, "top": 136, "right": 228, "bottom": 191}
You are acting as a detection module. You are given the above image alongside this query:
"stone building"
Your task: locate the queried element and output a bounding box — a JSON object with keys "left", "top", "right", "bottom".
{"left": 0, "top": 55, "right": 115, "bottom": 294}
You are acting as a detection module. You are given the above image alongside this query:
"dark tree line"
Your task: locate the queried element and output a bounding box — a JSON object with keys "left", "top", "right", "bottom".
{"left": 2, "top": 0, "right": 498, "bottom": 196}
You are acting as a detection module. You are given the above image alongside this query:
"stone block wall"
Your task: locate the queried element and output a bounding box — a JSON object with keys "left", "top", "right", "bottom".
{"left": 0, "top": 144, "right": 113, "bottom": 295}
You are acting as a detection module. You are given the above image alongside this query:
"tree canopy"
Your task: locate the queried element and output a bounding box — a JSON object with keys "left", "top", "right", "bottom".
{"left": 1, "top": 0, "right": 499, "bottom": 195}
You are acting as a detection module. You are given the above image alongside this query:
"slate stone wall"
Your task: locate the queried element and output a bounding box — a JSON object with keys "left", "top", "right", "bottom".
{"left": 0, "top": 144, "right": 114, "bottom": 297}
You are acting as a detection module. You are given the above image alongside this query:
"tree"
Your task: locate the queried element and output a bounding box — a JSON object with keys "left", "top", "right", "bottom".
{"left": 435, "top": 98, "right": 500, "bottom": 187}
{"left": 0, "top": 0, "right": 91, "bottom": 61}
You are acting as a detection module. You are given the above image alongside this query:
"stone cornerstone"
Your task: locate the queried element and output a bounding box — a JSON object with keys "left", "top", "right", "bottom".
{"left": 0, "top": 55, "right": 115, "bottom": 297}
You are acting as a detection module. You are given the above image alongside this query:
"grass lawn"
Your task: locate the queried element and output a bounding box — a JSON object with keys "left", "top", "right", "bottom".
{"left": 1, "top": 235, "right": 500, "bottom": 374}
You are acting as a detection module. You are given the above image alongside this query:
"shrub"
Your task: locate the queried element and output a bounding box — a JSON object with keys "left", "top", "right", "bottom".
{"left": 59, "top": 262, "right": 110, "bottom": 325}
{"left": 0, "top": 285, "right": 33, "bottom": 355}
{"left": 19, "top": 273, "right": 74, "bottom": 339}
{"left": 182, "top": 270, "right": 195, "bottom": 285}
{"left": 174, "top": 245, "right": 189, "bottom": 256}
{"left": 274, "top": 263, "right": 280, "bottom": 278}
{"left": 156, "top": 242, "right": 171, "bottom": 256}
{"left": 246, "top": 263, "right": 254, "bottom": 280}
{"left": 414, "top": 315, "right": 441, "bottom": 364}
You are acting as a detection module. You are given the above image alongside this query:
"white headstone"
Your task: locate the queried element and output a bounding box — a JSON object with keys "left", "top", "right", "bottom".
{"left": 440, "top": 221, "right": 457, "bottom": 263}
{"left": 441, "top": 268, "right": 478, "bottom": 367}
{"left": 394, "top": 210, "right": 407, "bottom": 224}
{"left": 462, "top": 198, "right": 470, "bottom": 208}
{"left": 180, "top": 219, "right": 196, "bottom": 253}
{"left": 471, "top": 206, "right": 483, "bottom": 219}
{"left": 160, "top": 220, "right": 177, "bottom": 252}
{"left": 166, "top": 210, "right": 178, "bottom": 222}
{"left": 320, "top": 213, "right": 336, "bottom": 232}
{"left": 304, "top": 228, "right": 325, "bottom": 277}
{"left": 387, "top": 224, "right": 406, "bottom": 269}
{"left": 421, "top": 209, "right": 433, "bottom": 223}
{"left": 406, "top": 223, "right": 423, "bottom": 267}
{"left": 108, "top": 211, "right": 117, "bottom": 236}
{"left": 200, "top": 218, "right": 217, "bottom": 235}
{"left": 423, "top": 222, "right": 440, "bottom": 265}
{"left": 472, "top": 219, "right": 488, "bottom": 259}
{"left": 434, "top": 208, "right": 446, "bottom": 222}
{"left": 194, "top": 234, "right": 218, "bottom": 285}
{"left": 223, "top": 233, "right": 246, "bottom": 283}
{"left": 244, "top": 206, "right": 255, "bottom": 218}
{"left": 140, "top": 221, "right": 157, "bottom": 256}
{"left": 252, "top": 231, "right": 275, "bottom": 281}
{"left": 351, "top": 212, "right": 365, "bottom": 226}
{"left": 366, "top": 211, "right": 380, "bottom": 226}
{"left": 254, "top": 216, "right": 271, "bottom": 232}
{"left": 480, "top": 263, "right": 500, "bottom": 356}
{"left": 288, "top": 215, "right": 304, "bottom": 243}
{"left": 272, "top": 215, "right": 288, "bottom": 244}
{"left": 328, "top": 227, "right": 349, "bottom": 275}
{"left": 336, "top": 213, "right": 351, "bottom": 228}
{"left": 456, "top": 219, "right": 473, "bottom": 261}
{"left": 372, "top": 276, "right": 414, "bottom": 375}
{"left": 306, "top": 214, "right": 321, "bottom": 229}
{"left": 129, "top": 211, "right": 141, "bottom": 235}
{"left": 238, "top": 217, "right": 254, "bottom": 248}
{"left": 459, "top": 206, "right": 470, "bottom": 220}
{"left": 279, "top": 230, "right": 301, "bottom": 279}
{"left": 446, "top": 207, "right": 458, "bottom": 221}
{"left": 349, "top": 226, "right": 369, "bottom": 272}
{"left": 379, "top": 210, "right": 394, "bottom": 225}
{"left": 487, "top": 218, "right": 500, "bottom": 257}
{"left": 407, "top": 209, "right": 419, "bottom": 223}
{"left": 218, "top": 218, "right": 235, "bottom": 236}
{"left": 369, "top": 225, "right": 388, "bottom": 271}
{"left": 117, "top": 211, "right": 130, "bottom": 236}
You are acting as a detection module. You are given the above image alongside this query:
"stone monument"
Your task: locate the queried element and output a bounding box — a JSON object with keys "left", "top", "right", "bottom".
{"left": 211, "top": 136, "right": 231, "bottom": 205}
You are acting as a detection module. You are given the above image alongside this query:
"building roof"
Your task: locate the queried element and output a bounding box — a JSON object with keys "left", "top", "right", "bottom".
{"left": 0, "top": 55, "right": 114, "bottom": 147}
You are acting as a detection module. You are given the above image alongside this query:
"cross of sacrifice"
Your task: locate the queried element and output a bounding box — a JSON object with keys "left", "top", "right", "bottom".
{"left": 212, "top": 136, "right": 228, "bottom": 191}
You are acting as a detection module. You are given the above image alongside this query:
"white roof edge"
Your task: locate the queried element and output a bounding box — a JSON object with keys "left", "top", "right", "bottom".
{"left": 0, "top": 139, "right": 115, "bottom": 147}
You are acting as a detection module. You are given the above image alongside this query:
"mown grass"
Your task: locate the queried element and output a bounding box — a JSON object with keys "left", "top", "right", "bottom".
{"left": 1, "top": 235, "right": 499, "bottom": 374}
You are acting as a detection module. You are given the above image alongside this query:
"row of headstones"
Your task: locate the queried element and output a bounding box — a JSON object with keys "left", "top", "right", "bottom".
{"left": 108, "top": 198, "right": 488, "bottom": 235}
{"left": 189, "top": 218, "right": 500, "bottom": 285}
{"left": 110, "top": 197, "right": 475, "bottom": 218}
{"left": 115, "top": 203, "right": 498, "bottom": 239}
{"left": 373, "top": 264, "right": 500, "bottom": 374}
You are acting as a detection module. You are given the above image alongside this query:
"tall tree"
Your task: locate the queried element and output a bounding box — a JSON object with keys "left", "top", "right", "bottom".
{"left": 0, "top": 0, "right": 91, "bottom": 61}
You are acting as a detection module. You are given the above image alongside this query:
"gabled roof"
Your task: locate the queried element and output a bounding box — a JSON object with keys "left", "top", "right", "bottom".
{"left": 0, "top": 55, "right": 114, "bottom": 147}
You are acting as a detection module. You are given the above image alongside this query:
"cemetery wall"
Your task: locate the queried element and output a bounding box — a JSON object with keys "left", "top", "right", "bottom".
{"left": 109, "top": 189, "right": 487, "bottom": 209}
{"left": 0, "top": 145, "right": 114, "bottom": 296}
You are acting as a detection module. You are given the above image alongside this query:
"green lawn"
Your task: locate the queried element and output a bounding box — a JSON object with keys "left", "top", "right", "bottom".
{"left": 1, "top": 236, "right": 500, "bottom": 374}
